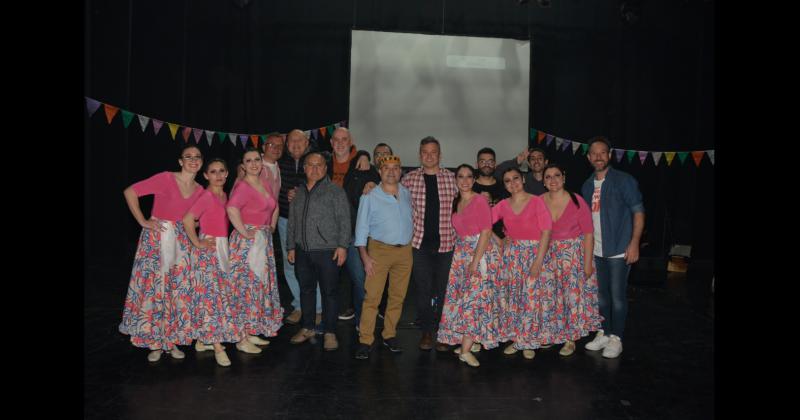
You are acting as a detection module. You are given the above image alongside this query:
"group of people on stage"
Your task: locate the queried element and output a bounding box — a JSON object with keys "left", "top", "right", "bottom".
{"left": 118, "top": 128, "right": 644, "bottom": 368}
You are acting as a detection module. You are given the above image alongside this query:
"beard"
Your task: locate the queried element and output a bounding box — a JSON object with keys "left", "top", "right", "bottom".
{"left": 479, "top": 166, "right": 494, "bottom": 176}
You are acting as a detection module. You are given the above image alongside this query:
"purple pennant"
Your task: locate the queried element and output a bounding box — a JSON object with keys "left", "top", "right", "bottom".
{"left": 341, "top": 120, "right": 348, "bottom": 128}
{"left": 85, "top": 97, "right": 101, "bottom": 116}
{"left": 152, "top": 119, "right": 164, "bottom": 135}
{"left": 193, "top": 128, "right": 203, "bottom": 143}
{"left": 562, "top": 139, "right": 572, "bottom": 151}
{"left": 545, "top": 134, "right": 554, "bottom": 146}
{"left": 311, "top": 129, "right": 319, "bottom": 142}
{"left": 638, "top": 151, "right": 648, "bottom": 165}
{"left": 614, "top": 149, "right": 625, "bottom": 162}
{"left": 239, "top": 134, "right": 248, "bottom": 148}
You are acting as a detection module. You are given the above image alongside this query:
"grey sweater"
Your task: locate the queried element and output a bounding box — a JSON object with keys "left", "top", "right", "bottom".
{"left": 286, "top": 176, "right": 351, "bottom": 252}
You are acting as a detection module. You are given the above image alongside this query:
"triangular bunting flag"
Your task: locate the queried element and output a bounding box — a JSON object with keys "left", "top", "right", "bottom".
{"left": 691, "top": 151, "right": 704, "bottom": 167}
{"left": 625, "top": 150, "right": 635, "bottom": 163}
{"left": 250, "top": 135, "right": 259, "bottom": 148}
{"left": 572, "top": 141, "right": 581, "bottom": 154}
{"left": 120, "top": 110, "right": 134, "bottom": 128}
{"left": 229, "top": 133, "right": 237, "bottom": 144}
{"left": 320, "top": 126, "right": 328, "bottom": 139}
{"left": 580, "top": 144, "right": 588, "bottom": 155}
{"left": 530, "top": 128, "right": 537, "bottom": 141}
{"left": 193, "top": 128, "right": 203, "bottom": 143}
{"left": 545, "top": 134, "right": 554, "bottom": 146}
{"left": 137, "top": 115, "right": 150, "bottom": 132}
{"left": 614, "top": 149, "right": 625, "bottom": 162}
{"left": 239, "top": 134, "right": 248, "bottom": 148}
{"left": 103, "top": 104, "right": 119, "bottom": 124}
{"left": 554, "top": 137, "right": 563, "bottom": 150}
{"left": 304, "top": 130, "right": 311, "bottom": 139}
{"left": 665, "top": 152, "right": 676, "bottom": 166}
{"left": 167, "top": 123, "right": 179, "bottom": 140}
{"left": 707, "top": 150, "right": 714, "bottom": 165}
{"left": 652, "top": 151, "right": 663, "bottom": 166}
{"left": 217, "top": 131, "right": 227, "bottom": 143}
{"left": 85, "top": 97, "right": 101, "bottom": 116}
{"left": 677, "top": 152, "right": 689, "bottom": 165}
{"left": 181, "top": 127, "right": 192, "bottom": 142}
{"left": 537, "top": 131, "right": 545, "bottom": 143}
{"left": 205, "top": 130, "right": 215, "bottom": 146}
{"left": 638, "top": 151, "right": 648, "bottom": 165}
{"left": 260, "top": 134, "right": 267, "bottom": 144}
{"left": 152, "top": 119, "right": 164, "bottom": 135}
{"left": 341, "top": 120, "right": 348, "bottom": 128}
{"left": 334, "top": 122, "right": 341, "bottom": 129}
{"left": 562, "top": 139, "right": 571, "bottom": 151}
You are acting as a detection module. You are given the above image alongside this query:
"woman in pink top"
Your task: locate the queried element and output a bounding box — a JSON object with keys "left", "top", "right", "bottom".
{"left": 119, "top": 144, "right": 205, "bottom": 362}
{"left": 541, "top": 163, "right": 602, "bottom": 357}
{"left": 182, "top": 158, "right": 241, "bottom": 367}
{"left": 492, "top": 167, "right": 553, "bottom": 360}
{"left": 437, "top": 165, "right": 502, "bottom": 368}
{"left": 226, "top": 148, "right": 283, "bottom": 354}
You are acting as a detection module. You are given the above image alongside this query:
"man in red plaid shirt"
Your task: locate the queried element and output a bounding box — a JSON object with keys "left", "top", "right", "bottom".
{"left": 401, "top": 136, "right": 458, "bottom": 352}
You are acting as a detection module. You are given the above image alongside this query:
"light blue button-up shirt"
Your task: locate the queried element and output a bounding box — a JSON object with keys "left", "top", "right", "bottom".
{"left": 354, "top": 183, "right": 413, "bottom": 247}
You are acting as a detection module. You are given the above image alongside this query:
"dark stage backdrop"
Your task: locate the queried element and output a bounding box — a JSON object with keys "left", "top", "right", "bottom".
{"left": 85, "top": 0, "right": 715, "bottom": 273}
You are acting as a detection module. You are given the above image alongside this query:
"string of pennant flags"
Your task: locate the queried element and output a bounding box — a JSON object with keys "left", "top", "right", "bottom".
{"left": 529, "top": 128, "right": 714, "bottom": 168}
{"left": 84, "top": 96, "right": 346, "bottom": 149}
{"left": 85, "top": 97, "right": 714, "bottom": 168}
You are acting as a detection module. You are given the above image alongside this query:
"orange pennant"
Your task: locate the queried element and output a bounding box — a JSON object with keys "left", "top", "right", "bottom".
{"left": 103, "top": 104, "right": 119, "bottom": 124}
{"left": 691, "top": 151, "right": 705, "bottom": 167}
{"left": 537, "top": 131, "right": 545, "bottom": 143}
{"left": 250, "top": 135, "right": 259, "bottom": 148}
{"left": 320, "top": 126, "right": 328, "bottom": 139}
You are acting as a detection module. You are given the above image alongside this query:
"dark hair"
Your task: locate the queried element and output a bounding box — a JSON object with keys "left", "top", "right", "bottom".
{"left": 477, "top": 147, "right": 496, "bottom": 160}
{"left": 587, "top": 136, "right": 611, "bottom": 152}
{"left": 241, "top": 147, "right": 262, "bottom": 163}
{"left": 179, "top": 143, "right": 202, "bottom": 157}
{"left": 302, "top": 151, "right": 326, "bottom": 165}
{"left": 452, "top": 164, "right": 477, "bottom": 214}
{"left": 527, "top": 147, "right": 547, "bottom": 160}
{"left": 543, "top": 163, "right": 579, "bottom": 208}
{"left": 419, "top": 136, "right": 440, "bottom": 151}
{"left": 374, "top": 142, "right": 393, "bottom": 155}
{"left": 203, "top": 157, "right": 228, "bottom": 172}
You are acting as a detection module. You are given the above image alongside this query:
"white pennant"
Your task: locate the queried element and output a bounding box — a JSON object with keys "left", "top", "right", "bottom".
{"left": 205, "top": 130, "right": 215, "bottom": 146}
{"left": 652, "top": 151, "right": 663, "bottom": 166}
{"left": 555, "top": 137, "right": 564, "bottom": 149}
{"left": 572, "top": 141, "right": 581, "bottom": 154}
{"left": 137, "top": 115, "right": 150, "bottom": 132}
{"left": 228, "top": 133, "right": 237, "bottom": 144}
{"left": 707, "top": 150, "right": 714, "bottom": 165}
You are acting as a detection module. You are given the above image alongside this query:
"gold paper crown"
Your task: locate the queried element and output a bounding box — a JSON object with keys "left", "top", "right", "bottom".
{"left": 378, "top": 155, "right": 401, "bottom": 168}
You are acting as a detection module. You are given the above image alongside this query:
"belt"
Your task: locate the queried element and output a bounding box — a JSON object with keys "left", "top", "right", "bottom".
{"left": 372, "top": 238, "right": 407, "bottom": 248}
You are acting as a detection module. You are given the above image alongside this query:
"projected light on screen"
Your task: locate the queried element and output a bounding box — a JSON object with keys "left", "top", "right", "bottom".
{"left": 348, "top": 30, "right": 531, "bottom": 169}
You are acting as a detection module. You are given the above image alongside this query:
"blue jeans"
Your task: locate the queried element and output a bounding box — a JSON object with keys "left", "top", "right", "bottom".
{"left": 344, "top": 242, "right": 367, "bottom": 324}
{"left": 278, "top": 217, "right": 320, "bottom": 313}
{"left": 594, "top": 256, "right": 631, "bottom": 339}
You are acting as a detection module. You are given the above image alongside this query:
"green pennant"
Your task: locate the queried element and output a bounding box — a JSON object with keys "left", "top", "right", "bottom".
{"left": 327, "top": 124, "right": 336, "bottom": 138}
{"left": 625, "top": 150, "right": 636, "bottom": 163}
{"left": 580, "top": 143, "right": 588, "bottom": 155}
{"left": 217, "top": 131, "right": 228, "bottom": 143}
{"left": 120, "top": 110, "right": 134, "bottom": 128}
{"left": 260, "top": 134, "right": 267, "bottom": 144}
{"left": 530, "top": 128, "right": 537, "bottom": 140}
{"left": 677, "top": 152, "right": 689, "bottom": 164}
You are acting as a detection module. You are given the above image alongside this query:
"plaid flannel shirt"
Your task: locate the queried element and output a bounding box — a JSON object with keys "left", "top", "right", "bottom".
{"left": 400, "top": 167, "right": 458, "bottom": 252}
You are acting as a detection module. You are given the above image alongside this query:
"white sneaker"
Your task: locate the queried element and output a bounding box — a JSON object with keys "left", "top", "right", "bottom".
{"left": 147, "top": 350, "right": 163, "bottom": 362}
{"left": 585, "top": 330, "right": 610, "bottom": 351}
{"left": 214, "top": 350, "right": 231, "bottom": 367}
{"left": 170, "top": 348, "right": 185, "bottom": 359}
{"left": 602, "top": 335, "right": 623, "bottom": 358}
{"left": 248, "top": 335, "right": 270, "bottom": 346}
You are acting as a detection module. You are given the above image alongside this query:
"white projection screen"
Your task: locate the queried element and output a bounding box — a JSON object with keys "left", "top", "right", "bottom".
{"left": 348, "top": 30, "right": 530, "bottom": 169}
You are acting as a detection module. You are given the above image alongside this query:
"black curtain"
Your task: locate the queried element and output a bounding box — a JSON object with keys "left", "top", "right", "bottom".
{"left": 85, "top": 0, "right": 715, "bottom": 272}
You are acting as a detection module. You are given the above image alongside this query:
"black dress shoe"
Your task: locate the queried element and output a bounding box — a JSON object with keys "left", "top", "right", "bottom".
{"left": 354, "top": 343, "right": 372, "bottom": 360}
{"left": 383, "top": 337, "right": 403, "bottom": 353}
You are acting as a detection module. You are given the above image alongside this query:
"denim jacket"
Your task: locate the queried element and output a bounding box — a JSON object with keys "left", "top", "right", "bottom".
{"left": 581, "top": 167, "right": 645, "bottom": 257}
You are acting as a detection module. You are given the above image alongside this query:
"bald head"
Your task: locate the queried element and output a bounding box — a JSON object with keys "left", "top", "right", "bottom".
{"left": 286, "top": 129, "right": 309, "bottom": 160}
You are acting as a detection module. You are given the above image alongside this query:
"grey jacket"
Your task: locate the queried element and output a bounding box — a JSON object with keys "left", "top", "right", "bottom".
{"left": 286, "top": 176, "right": 351, "bottom": 252}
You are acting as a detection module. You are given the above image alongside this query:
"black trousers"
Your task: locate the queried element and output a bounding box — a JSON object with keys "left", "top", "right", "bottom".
{"left": 412, "top": 247, "right": 454, "bottom": 333}
{"left": 294, "top": 248, "right": 339, "bottom": 333}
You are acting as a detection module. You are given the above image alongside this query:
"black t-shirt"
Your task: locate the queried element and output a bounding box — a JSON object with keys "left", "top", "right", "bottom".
{"left": 472, "top": 180, "right": 507, "bottom": 239}
{"left": 420, "top": 174, "right": 440, "bottom": 250}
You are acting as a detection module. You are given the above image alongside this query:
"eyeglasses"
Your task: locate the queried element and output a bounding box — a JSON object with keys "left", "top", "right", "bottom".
{"left": 265, "top": 143, "right": 283, "bottom": 149}
{"left": 182, "top": 155, "right": 203, "bottom": 162}
{"left": 478, "top": 159, "right": 495, "bottom": 165}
